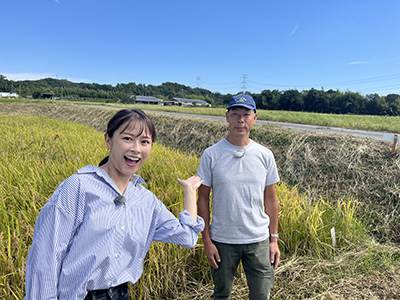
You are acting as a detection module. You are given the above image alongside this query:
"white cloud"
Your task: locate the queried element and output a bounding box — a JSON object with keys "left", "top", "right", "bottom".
{"left": 1, "top": 73, "right": 56, "bottom": 81}
{"left": 290, "top": 23, "right": 299, "bottom": 36}
{"left": 1, "top": 72, "right": 92, "bottom": 84}
{"left": 347, "top": 61, "right": 367, "bottom": 65}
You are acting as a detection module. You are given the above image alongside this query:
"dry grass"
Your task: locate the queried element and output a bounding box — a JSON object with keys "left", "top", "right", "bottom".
{"left": 179, "top": 244, "right": 400, "bottom": 300}
{"left": 1, "top": 103, "right": 399, "bottom": 242}
{"left": 1, "top": 103, "right": 399, "bottom": 299}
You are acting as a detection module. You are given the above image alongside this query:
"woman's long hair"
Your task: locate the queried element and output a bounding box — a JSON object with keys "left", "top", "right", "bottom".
{"left": 99, "top": 109, "right": 156, "bottom": 166}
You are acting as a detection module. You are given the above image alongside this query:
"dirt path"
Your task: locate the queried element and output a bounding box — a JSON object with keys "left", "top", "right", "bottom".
{"left": 144, "top": 110, "right": 397, "bottom": 141}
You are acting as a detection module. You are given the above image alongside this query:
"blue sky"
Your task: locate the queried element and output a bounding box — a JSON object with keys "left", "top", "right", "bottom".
{"left": 1, "top": 0, "right": 400, "bottom": 96}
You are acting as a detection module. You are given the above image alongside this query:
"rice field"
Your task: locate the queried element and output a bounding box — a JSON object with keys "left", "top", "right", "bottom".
{"left": 2, "top": 99, "right": 399, "bottom": 133}
{"left": 0, "top": 113, "right": 399, "bottom": 299}
{"left": 101, "top": 103, "right": 400, "bottom": 133}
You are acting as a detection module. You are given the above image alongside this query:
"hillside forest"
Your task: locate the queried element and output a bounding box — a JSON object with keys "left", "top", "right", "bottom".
{"left": 1, "top": 75, "right": 400, "bottom": 116}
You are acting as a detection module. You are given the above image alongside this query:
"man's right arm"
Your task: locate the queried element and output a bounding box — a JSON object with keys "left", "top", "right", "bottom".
{"left": 197, "top": 184, "right": 220, "bottom": 269}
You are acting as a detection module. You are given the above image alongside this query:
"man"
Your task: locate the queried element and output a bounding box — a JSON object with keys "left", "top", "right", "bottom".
{"left": 197, "top": 94, "right": 280, "bottom": 300}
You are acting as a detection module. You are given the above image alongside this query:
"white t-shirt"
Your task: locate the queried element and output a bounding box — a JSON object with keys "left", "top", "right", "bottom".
{"left": 197, "top": 138, "right": 280, "bottom": 244}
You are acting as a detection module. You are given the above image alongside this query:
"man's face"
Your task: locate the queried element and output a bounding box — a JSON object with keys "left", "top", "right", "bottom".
{"left": 226, "top": 107, "right": 257, "bottom": 137}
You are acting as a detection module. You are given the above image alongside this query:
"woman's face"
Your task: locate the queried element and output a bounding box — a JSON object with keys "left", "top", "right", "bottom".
{"left": 105, "top": 120, "right": 152, "bottom": 179}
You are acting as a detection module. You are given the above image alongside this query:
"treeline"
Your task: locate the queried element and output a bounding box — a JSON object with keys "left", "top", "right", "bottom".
{"left": 1, "top": 75, "right": 400, "bottom": 116}
{"left": 0, "top": 76, "right": 220, "bottom": 105}
{"left": 248, "top": 88, "right": 400, "bottom": 116}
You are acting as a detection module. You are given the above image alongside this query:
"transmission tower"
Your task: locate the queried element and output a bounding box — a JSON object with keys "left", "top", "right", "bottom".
{"left": 241, "top": 74, "right": 248, "bottom": 92}
{"left": 196, "top": 76, "right": 201, "bottom": 88}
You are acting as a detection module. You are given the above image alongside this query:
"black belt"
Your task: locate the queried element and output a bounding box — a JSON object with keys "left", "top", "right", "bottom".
{"left": 84, "top": 282, "right": 129, "bottom": 300}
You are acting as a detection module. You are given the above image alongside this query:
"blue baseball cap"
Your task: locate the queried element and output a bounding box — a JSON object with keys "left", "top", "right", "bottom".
{"left": 227, "top": 94, "right": 256, "bottom": 110}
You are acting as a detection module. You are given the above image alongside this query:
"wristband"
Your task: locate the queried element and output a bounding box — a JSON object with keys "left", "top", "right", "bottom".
{"left": 270, "top": 233, "right": 279, "bottom": 239}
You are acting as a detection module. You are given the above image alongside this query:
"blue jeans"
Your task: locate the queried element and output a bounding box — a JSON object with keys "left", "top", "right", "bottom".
{"left": 211, "top": 239, "right": 274, "bottom": 300}
{"left": 84, "top": 282, "right": 129, "bottom": 300}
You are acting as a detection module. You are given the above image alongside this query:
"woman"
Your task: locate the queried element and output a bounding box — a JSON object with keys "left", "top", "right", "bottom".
{"left": 25, "top": 109, "right": 204, "bottom": 299}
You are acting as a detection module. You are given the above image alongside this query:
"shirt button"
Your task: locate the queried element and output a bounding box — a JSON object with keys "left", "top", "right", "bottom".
{"left": 107, "top": 282, "right": 112, "bottom": 287}
{"left": 115, "top": 253, "right": 119, "bottom": 258}
{"left": 121, "top": 226, "right": 125, "bottom": 231}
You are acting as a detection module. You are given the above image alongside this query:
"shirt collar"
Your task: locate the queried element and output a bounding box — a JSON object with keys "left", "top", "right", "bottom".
{"left": 77, "top": 165, "right": 146, "bottom": 186}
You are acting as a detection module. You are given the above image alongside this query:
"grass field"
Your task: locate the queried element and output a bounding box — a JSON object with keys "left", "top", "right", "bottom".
{"left": 126, "top": 104, "right": 400, "bottom": 133}
{"left": 0, "top": 103, "right": 399, "bottom": 299}
{"left": 1, "top": 98, "right": 399, "bottom": 133}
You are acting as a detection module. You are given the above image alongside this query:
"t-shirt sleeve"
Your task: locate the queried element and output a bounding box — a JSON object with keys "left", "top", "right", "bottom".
{"left": 196, "top": 151, "right": 212, "bottom": 187}
{"left": 265, "top": 152, "right": 280, "bottom": 186}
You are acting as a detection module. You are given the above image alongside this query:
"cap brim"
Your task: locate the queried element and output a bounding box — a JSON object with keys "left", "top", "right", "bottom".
{"left": 227, "top": 103, "right": 255, "bottom": 110}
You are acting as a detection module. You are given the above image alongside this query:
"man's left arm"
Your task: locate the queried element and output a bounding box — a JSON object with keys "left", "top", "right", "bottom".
{"left": 264, "top": 184, "right": 280, "bottom": 270}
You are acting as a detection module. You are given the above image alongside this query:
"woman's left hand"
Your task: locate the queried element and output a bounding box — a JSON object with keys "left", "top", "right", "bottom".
{"left": 177, "top": 176, "right": 204, "bottom": 190}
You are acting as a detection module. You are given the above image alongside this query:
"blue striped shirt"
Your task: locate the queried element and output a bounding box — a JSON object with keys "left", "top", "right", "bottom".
{"left": 25, "top": 165, "right": 204, "bottom": 299}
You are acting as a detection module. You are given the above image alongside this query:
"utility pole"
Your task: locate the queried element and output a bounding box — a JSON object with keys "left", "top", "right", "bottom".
{"left": 197, "top": 76, "right": 201, "bottom": 88}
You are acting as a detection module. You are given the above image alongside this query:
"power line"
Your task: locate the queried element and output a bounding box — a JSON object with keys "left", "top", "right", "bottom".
{"left": 248, "top": 73, "right": 400, "bottom": 89}
{"left": 200, "top": 79, "right": 239, "bottom": 86}
{"left": 195, "top": 73, "right": 400, "bottom": 95}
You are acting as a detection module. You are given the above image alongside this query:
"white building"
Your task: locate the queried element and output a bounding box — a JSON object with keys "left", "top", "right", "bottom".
{"left": 131, "top": 95, "right": 211, "bottom": 107}
{"left": 169, "top": 97, "right": 211, "bottom": 107}
{"left": 0, "top": 92, "right": 19, "bottom": 99}
{"left": 134, "top": 96, "right": 163, "bottom": 105}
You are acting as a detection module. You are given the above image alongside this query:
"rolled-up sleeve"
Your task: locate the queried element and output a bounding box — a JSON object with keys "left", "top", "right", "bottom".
{"left": 153, "top": 206, "right": 205, "bottom": 248}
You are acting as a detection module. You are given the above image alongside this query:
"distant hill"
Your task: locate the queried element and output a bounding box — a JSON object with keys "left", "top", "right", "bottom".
{"left": 1, "top": 75, "right": 399, "bottom": 116}
{"left": 0, "top": 75, "right": 225, "bottom": 105}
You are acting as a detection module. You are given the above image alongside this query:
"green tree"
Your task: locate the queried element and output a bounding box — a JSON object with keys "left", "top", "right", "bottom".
{"left": 280, "top": 89, "right": 303, "bottom": 111}
{"left": 365, "top": 93, "right": 388, "bottom": 115}
{"left": 342, "top": 91, "right": 365, "bottom": 114}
